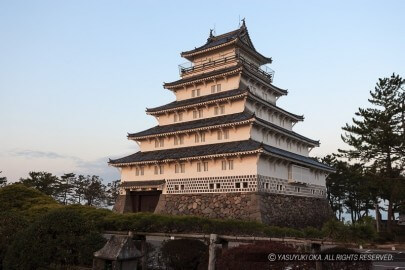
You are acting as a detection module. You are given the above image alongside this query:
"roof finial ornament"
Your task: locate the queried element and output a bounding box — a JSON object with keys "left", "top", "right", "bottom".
{"left": 241, "top": 18, "right": 246, "bottom": 28}
{"left": 207, "top": 28, "right": 214, "bottom": 42}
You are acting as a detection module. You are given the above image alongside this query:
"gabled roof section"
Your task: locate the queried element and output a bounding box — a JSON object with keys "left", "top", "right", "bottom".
{"left": 108, "top": 140, "right": 334, "bottom": 172}
{"left": 147, "top": 88, "right": 248, "bottom": 114}
{"left": 180, "top": 21, "right": 272, "bottom": 65}
{"left": 109, "top": 140, "right": 261, "bottom": 165}
{"left": 149, "top": 86, "right": 300, "bottom": 121}
{"left": 128, "top": 111, "right": 254, "bottom": 139}
{"left": 261, "top": 144, "right": 335, "bottom": 172}
{"left": 129, "top": 109, "right": 315, "bottom": 145}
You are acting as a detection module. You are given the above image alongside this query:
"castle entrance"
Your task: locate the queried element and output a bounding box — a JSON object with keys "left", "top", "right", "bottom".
{"left": 130, "top": 190, "right": 162, "bottom": 212}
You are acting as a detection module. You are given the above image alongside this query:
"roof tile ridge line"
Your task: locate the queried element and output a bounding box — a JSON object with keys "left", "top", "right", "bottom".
{"left": 127, "top": 117, "right": 255, "bottom": 140}
{"left": 163, "top": 64, "right": 243, "bottom": 89}
{"left": 259, "top": 147, "right": 333, "bottom": 172}
{"left": 240, "top": 24, "right": 255, "bottom": 50}
{"left": 252, "top": 117, "right": 319, "bottom": 145}
{"left": 146, "top": 91, "right": 249, "bottom": 115}
{"left": 130, "top": 109, "right": 251, "bottom": 137}
{"left": 146, "top": 88, "right": 245, "bottom": 111}
{"left": 236, "top": 38, "right": 270, "bottom": 63}
{"left": 211, "top": 27, "right": 241, "bottom": 40}
{"left": 181, "top": 39, "right": 238, "bottom": 57}
{"left": 247, "top": 91, "right": 304, "bottom": 120}
{"left": 259, "top": 142, "right": 335, "bottom": 170}
{"left": 109, "top": 148, "right": 262, "bottom": 167}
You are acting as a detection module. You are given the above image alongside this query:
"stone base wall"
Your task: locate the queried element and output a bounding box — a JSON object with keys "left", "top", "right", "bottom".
{"left": 113, "top": 194, "right": 133, "bottom": 213}
{"left": 154, "top": 192, "right": 334, "bottom": 229}
{"left": 258, "top": 192, "right": 334, "bottom": 228}
{"left": 154, "top": 193, "right": 262, "bottom": 222}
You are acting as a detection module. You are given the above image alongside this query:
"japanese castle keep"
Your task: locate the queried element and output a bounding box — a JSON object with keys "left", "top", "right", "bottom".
{"left": 110, "top": 21, "right": 335, "bottom": 228}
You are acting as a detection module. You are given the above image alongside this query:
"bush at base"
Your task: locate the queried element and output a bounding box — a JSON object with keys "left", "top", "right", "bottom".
{"left": 3, "top": 208, "right": 106, "bottom": 270}
{"left": 160, "top": 239, "right": 208, "bottom": 270}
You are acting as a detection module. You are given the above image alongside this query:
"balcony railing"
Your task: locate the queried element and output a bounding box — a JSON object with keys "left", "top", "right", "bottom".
{"left": 178, "top": 54, "right": 275, "bottom": 82}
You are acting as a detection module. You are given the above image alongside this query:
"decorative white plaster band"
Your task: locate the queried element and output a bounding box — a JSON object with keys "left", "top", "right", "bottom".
{"left": 166, "top": 175, "right": 257, "bottom": 194}
{"left": 257, "top": 175, "right": 326, "bottom": 198}
{"left": 162, "top": 174, "right": 326, "bottom": 198}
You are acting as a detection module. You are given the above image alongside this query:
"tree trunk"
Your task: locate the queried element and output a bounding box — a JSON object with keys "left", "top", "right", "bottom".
{"left": 375, "top": 203, "right": 381, "bottom": 233}
{"left": 386, "top": 151, "right": 394, "bottom": 232}
{"left": 387, "top": 199, "right": 393, "bottom": 232}
{"left": 350, "top": 210, "right": 354, "bottom": 223}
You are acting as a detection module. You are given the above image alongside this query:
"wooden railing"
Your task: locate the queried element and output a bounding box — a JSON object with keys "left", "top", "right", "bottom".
{"left": 178, "top": 54, "right": 275, "bottom": 82}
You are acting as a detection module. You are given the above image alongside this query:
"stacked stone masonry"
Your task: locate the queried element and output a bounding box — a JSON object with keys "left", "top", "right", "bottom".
{"left": 154, "top": 191, "right": 333, "bottom": 229}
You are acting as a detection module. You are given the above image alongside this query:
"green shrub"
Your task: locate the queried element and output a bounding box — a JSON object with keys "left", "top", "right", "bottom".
{"left": 0, "top": 212, "right": 28, "bottom": 270}
{"left": 263, "top": 226, "right": 305, "bottom": 238}
{"left": 303, "top": 226, "right": 324, "bottom": 239}
{"left": 349, "top": 219, "right": 376, "bottom": 244}
{"left": 3, "top": 207, "right": 106, "bottom": 270}
{"left": 160, "top": 239, "right": 208, "bottom": 270}
{"left": 0, "top": 184, "right": 59, "bottom": 220}
{"left": 322, "top": 219, "right": 350, "bottom": 242}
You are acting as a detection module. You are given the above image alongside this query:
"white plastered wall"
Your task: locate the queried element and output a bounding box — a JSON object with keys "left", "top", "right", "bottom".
{"left": 257, "top": 156, "right": 326, "bottom": 187}
{"left": 245, "top": 101, "right": 294, "bottom": 131}
{"left": 120, "top": 155, "right": 258, "bottom": 182}
{"left": 156, "top": 98, "right": 246, "bottom": 126}
{"left": 250, "top": 125, "right": 310, "bottom": 156}
{"left": 173, "top": 74, "right": 240, "bottom": 101}
{"left": 240, "top": 77, "right": 278, "bottom": 104}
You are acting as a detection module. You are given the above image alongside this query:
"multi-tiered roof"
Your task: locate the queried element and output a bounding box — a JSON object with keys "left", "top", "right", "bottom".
{"left": 109, "top": 22, "right": 333, "bottom": 195}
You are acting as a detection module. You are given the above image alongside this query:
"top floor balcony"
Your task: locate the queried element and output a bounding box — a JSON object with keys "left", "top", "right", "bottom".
{"left": 178, "top": 54, "right": 275, "bottom": 83}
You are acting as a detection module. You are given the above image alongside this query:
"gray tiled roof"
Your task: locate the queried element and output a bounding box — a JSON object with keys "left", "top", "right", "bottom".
{"left": 109, "top": 140, "right": 260, "bottom": 164}
{"left": 180, "top": 25, "right": 271, "bottom": 64}
{"left": 128, "top": 110, "right": 316, "bottom": 145}
{"left": 120, "top": 180, "right": 165, "bottom": 188}
{"left": 108, "top": 140, "right": 334, "bottom": 172}
{"left": 163, "top": 63, "right": 287, "bottom": 95}
{"left": 164, "top": 64, "right": 242, "bottom": 88}
{"left": 261, "top": 144, "right": 333, "bottom": 171}
{"left": 146, "top": 88, "right": 247, "bottom": 113}
{"left": 254, "top": 118, "right": 319, "bottom": 145}
{"left": 128, "top": 111, "right": 253, "bottom": 138}
{"left": 146, "top": 89, "right": 301, "bottom": 122}
{"left": 181, "top": 28, "right": 242, "bottom": 56}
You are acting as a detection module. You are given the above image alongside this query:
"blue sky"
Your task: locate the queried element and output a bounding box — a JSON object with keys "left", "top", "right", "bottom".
{"left": 0, "top": 0, "right": 404, "bottom": 182}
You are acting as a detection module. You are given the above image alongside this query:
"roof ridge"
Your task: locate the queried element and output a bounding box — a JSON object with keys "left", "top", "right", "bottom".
{"left": 109, "top": 139, "right": 262, "bottom": 165}
{"left": 108, "top": 139, "right": 334, "bottom": 172}
{"left": 128, "top": 110, "right": 254, "bottom": 138}
{"left": 164, "top": 64, "right": 243, "bottom": 88}
{"left": 147, "top": 88, "right": 248, "bottom": 113}
{"left": 253, "top": 117, "right": 319, "bottom": 145}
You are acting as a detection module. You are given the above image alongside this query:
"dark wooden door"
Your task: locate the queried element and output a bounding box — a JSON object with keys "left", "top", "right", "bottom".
{"left": 130, "top": 190, "right": 162, "bottom": 213}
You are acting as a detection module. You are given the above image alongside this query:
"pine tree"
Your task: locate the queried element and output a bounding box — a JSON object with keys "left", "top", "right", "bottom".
{"left": 19, "top": 171, "right": 60, "bottom": 197}
{"left": 339, "top": 74, "right": 405, "bottom": 231}
{"left": 106, "top": 180, "right": 120, "bottom": 206}
{"left": 0, "top": 171, "right": 7, "bottom": 187}
{"left": 56, "top": 173, "right": 76, "bottom": 205}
